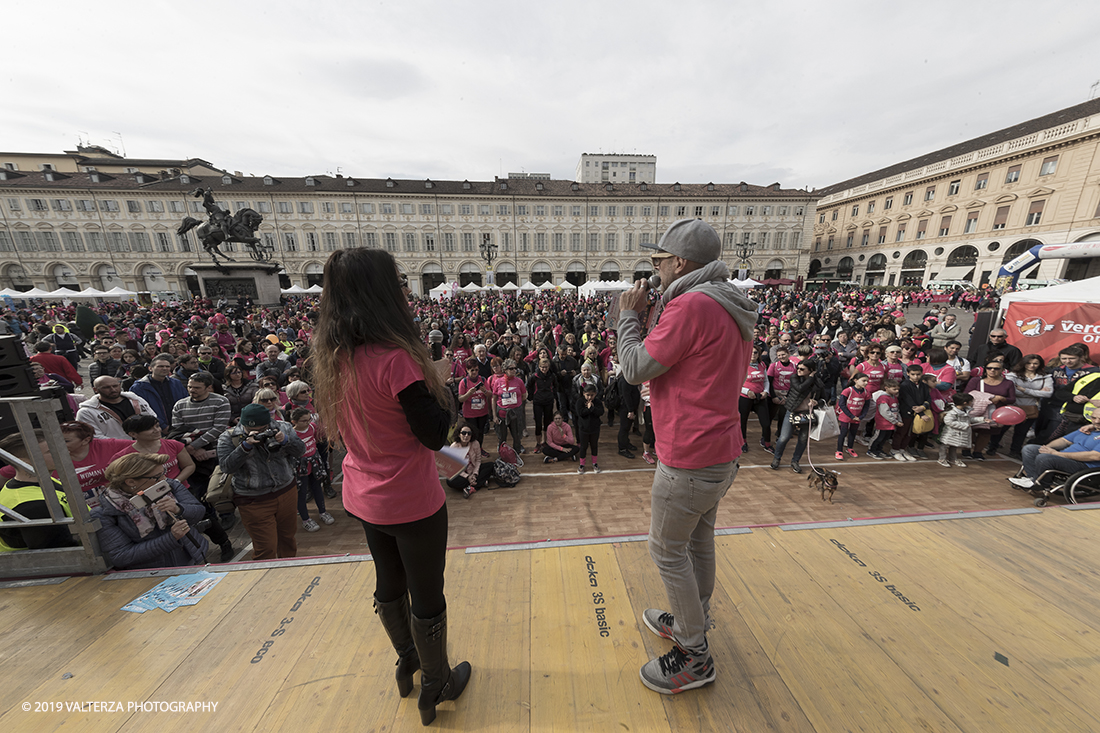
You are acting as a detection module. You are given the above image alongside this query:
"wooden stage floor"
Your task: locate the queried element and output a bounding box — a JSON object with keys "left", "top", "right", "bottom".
{"left": 3, "top": 505, "right": 1100, "bottom": 732}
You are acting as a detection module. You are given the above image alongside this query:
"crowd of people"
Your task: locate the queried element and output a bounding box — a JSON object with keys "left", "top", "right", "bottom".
{"left": 0, "top": 294, "right": 332, "bottom": 566}
{"left": 1, "top": 276, "right": 1097, "bottom": 564}
{"left": 3, "top": 221, "right": 1100, "bottom": 718}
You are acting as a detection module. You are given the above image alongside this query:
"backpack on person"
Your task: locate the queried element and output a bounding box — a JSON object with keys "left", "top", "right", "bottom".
{"left": 204, "top": 434, "right": 243, "bottom": 513}
{"left": 493, "top": 459, "right": 521, "bottom": 487}
{"left": 605, "top": 374, "right": 622, "bottom": 414}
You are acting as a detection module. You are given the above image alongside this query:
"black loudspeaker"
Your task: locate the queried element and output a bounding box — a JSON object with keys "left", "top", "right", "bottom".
{"left": 0, "top": 386, "right": 75, "bottom": 442}
{"left": 0, "top": 365, "right": 38, "bottom": 398}
{"left": 0, "top": 335, "right": 30, "bottom": 369}
{"left": 967, "top": 311, "right": 995, "bottom": 365}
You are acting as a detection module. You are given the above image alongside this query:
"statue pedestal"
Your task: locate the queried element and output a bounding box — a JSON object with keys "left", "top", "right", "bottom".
{"left": 191, "top": 263, "right": 283, "bottom": 306}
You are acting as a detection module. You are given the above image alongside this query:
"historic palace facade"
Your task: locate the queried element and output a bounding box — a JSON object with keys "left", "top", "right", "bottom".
{"left": 0, "top": 147, "right": 815, "bottom": 297}
{"left": 812, "top": 98, "right": 1100, "bottom": 288}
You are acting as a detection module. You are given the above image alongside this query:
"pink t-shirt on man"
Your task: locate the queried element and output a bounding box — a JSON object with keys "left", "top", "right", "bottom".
{"left": 340, "top": 345, "right": 445, "bottom": 526}
{"left": 645, "top": 292, "right": 750, "bottom": 470}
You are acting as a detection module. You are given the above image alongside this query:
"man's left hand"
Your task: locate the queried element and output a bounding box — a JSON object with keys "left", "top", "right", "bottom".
{"left": 1038, "top": 445, "right": 1057, "bottom": 455}
{"left": 619, "top": 280, "right": 649, "bottom": 314}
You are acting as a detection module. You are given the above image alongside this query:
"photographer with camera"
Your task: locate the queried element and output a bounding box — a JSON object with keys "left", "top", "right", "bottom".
{"left": 95, "top": 453, "right": 209, "bottom": 570}
{"left": 216, "top": 403, "right": 305, "bottom": 560}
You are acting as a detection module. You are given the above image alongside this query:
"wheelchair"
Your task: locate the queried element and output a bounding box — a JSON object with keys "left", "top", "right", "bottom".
{"left": 1013, "top": 465, "right": 1100, "bottom": 507}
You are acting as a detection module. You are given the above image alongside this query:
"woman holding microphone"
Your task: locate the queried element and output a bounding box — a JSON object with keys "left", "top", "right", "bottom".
{"left": 312, "top": 249, "right": 470, "bottom": 726}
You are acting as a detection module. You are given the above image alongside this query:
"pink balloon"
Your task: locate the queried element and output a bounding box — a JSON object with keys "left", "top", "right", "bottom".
{"left": 991, "top": 406, "right": 1026, "bottom": 426}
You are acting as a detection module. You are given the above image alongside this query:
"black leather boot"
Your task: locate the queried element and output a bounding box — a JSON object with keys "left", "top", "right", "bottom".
{"left": 411, "top": 609, "right": 471, "bottom": 725}
{"left": 374, "top": 594, "right": 420, "bottom": 698}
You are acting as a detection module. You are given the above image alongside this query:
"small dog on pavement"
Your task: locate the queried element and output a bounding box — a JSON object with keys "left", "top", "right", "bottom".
{"left": 808, "top": 467, "right": 839, "bottom": 503}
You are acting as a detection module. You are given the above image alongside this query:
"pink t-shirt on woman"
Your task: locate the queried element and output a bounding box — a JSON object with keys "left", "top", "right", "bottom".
{"left": 340, "top": 345, "right": 445, "bottom": 526}
{"left": 111, "top": 439, "right": 188, "bottom": 487}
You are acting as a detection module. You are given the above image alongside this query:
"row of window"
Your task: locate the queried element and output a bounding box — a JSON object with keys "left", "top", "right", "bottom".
{"left": 0, "top": 229, "right": 180, "bottom": 254}
{"left": 5, "top": 196, "right": 806, "bottom": 220}
{"left": 821, "top": 156, "right": 1061, "bottom": 224}
{"left": 0, "top": 220, "right": 804, "bottom": 257}
{"left": 813, "top": 201, "right": 1047, "bottom": 251}
{"left": 7, "top": 197, "right": 205, "bottom": 214}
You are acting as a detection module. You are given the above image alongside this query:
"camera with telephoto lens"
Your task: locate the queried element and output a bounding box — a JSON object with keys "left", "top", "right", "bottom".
{"left": 251, "top": 426, "right": 283, "bottom": 452}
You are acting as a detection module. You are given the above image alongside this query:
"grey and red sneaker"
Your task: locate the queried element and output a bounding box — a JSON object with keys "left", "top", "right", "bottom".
{"left": 642, "top": 608, "right": 675, "bottom": 639}
{"left": 640, "top": 643, "right": 716, "bottom": 694}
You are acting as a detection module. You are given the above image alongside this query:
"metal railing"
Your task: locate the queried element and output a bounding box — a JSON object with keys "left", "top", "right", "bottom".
{"left": 0, "top": 396, "right": 108, "bottom": 578}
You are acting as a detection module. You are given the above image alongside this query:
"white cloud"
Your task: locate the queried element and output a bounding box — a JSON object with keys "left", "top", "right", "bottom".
{"left": 3, "top": 0, "right": 1098, "bottom": 189}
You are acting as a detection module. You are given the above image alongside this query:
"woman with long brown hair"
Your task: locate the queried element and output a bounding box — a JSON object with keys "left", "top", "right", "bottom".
{"left": 312, "top": 248, "right": 470, "bottom": 726}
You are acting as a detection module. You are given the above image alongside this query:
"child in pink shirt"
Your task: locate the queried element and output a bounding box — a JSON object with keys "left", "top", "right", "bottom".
{"left": 291, "top": 407, "right": 333, "bottom": 532}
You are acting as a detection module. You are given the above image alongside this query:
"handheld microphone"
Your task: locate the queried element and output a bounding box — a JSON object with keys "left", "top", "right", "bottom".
{"left": 647, "top": 274, "right": 661, "bottom": 290}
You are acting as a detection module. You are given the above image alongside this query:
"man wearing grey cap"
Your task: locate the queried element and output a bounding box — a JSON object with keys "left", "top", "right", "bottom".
{"left": 618, "top": 218, "right": 757, "bottom": 694}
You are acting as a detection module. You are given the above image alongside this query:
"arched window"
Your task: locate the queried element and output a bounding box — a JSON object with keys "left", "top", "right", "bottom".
{"left": 527, "top": 261, "right": 550, "bottom": 286}
{"left": 565, "top": 261, "right": 588, "bottom": 287}
{"left": 947, "top": 245, "right": 979, "bottom": 267}
{"left": 1001, "top": 238, "right": 1041, "bottom": 264}
{"left": 495, "top": 261, "right": 518, "bottom": 287}
{"left": 599, "top": 261, "right": 621, "bottom": 281}
{"left": 866, "top": 253, "right": 887, "bottom": 272}
{"left": 52, "top": 264, "right": 79, "bottom": 291}
{"left": 98, "top": 264, "right": 124, "bottom": 290}
{"left": 459, "top": 262, "right": 482, "bottom": 287}
{"left": 900, "top": 250, "right": 927, "bottom": 286}
{"left": 305, "top": 263, "right": 325, "bottom": 288}
{"left": 902, "top": 250, "right": 927, "bottom": 269}
{"left": 764, "top": 258, "right": 784, "bottom": 280}
{"left": 837, "top": 257, "right": 855, "bottom": 279}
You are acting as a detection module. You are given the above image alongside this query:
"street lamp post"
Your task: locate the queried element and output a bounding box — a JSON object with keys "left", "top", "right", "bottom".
{"left": 734, "top": 240, "right": 756, "bottom": 280}
{"left": 479, "top": 237, "right": 498, "bottom": 286}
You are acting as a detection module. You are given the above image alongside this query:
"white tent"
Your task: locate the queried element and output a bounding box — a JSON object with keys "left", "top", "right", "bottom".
{"left": 537, "top": 281, "right": 556, "bottom": 290}
{"left": 73, "top": 287, "right": 108, "bottom": 299}
{"left": 460, "top": 282, "right": 483, "bottom": 292}
{"left": 731, "top": 278, "right": 762, "bottom": 289}
{"left": 501, "top": 281, "right": 520, "bottom": 291}
{"left": 428, "top": 283, "right": 453, "bottom": 301}
{"left": 999, "top": 275, "right": 1100, "bottom": 308}
{"left": 41, "top": 288, "right": 82, "bottom": 299}
{"left": 102, "top": 286, "right": 138, "bottom": 297}
{"left": 557, "top": 280, "right": 577, "bottom": 290}
{"left": 281, "top": 285, "right": 308, "bottom": 294}
{"left": 579, "top": 280, "right": 631, "bottom": 296}
{"left": 305, "top": 284, "right": 323, "bottom": 293}
{"left": 519, "top": 280, "right": 538, "bottom": 291}
{"left": 15, "top": 287, "right": 54, "bottom": 298}
{"left": 997, "top": 275, "right": 1100, "bottom": 320}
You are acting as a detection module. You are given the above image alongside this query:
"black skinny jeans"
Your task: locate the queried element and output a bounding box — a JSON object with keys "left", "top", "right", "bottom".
{"left": 738, "top": 395, "right": 771, "bottom": 444}
{"left": 531, "top": 401, "right": 554, "bottom": 439}
{"left": 360, "top": 503, "right": 448, "bottom": 619}
{"left": 578, "top": 429, "right": 600, "bottom": 459}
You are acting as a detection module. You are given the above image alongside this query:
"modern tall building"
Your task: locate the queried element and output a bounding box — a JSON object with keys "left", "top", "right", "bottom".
{"left": 812, "top": 98, "right": 1100, "bottom": 287}
{"left": 576, "top": 154, "right": 656, "bottom": 184}
{"left": 0, "top": 155, "right": 815, "bottom": 297}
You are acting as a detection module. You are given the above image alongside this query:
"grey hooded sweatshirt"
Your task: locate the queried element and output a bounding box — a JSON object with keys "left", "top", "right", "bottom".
{"left": 617, "top": 260, "right": 758, "bottom": 386}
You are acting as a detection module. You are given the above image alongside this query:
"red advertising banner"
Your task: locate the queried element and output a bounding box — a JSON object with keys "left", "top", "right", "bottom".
{"left": 1005, "top": 301, "right": 1100, "bottom": 364}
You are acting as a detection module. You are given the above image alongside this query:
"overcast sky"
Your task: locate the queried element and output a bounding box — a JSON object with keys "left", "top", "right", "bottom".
{"left": 4, "top": 1, "right": 1099, "bottom": 191}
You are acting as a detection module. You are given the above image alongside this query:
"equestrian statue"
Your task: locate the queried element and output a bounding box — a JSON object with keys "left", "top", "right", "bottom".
{"left": 176, "top": 187, "right": 271, "bottom": 265}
